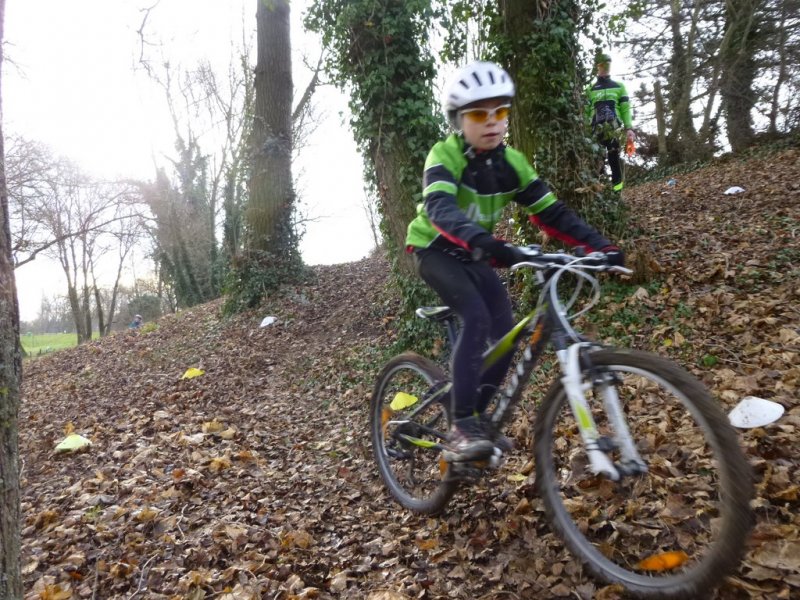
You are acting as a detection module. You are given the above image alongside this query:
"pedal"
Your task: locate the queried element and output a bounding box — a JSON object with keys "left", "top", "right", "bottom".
{"left": 446, "top": 462, "right": 484, "bottom": 482}
{"left": 444, "top": 448, "right": 504, "bottom": 482}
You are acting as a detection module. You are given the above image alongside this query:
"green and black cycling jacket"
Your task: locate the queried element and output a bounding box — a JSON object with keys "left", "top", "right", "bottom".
{"left": 585, "top": 75, "right": 633, "bottom": 129}
{"left": 405, "top": 134, "right": 612, "bottom": 253}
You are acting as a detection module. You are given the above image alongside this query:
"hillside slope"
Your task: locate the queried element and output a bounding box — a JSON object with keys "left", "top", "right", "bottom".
{"left": 18, "top": 148, "right": 799, "bottom": 599}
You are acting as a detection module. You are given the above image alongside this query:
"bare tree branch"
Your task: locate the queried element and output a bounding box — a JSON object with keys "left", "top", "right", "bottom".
{"left": 292, "top": 50, "right": 324, "bottom": 124}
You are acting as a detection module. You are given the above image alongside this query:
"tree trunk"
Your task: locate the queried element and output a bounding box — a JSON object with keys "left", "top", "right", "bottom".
{"left": 497, "top": 0, "right": 622, "bottom": 232}
{"left": 719, "top": 0, "right": 762, "bottom": 153}
{"left": 654, "top": 80, "right": 669, "bottom": 159}
{"left": 307, "top": 0, "right": 441, "bottom": 274}
{"left": 247, "top": 0, "right": 298, "bottom": 260}
{"left": 499, "top": 0, "right": 540, "bottom": 166}
{"left": 0, "top": 0, "right": 24, "bottom": 594}
{"left": 81, "top": 257, "right": 93, "bottom": 343}
{"left": 666, "top": 0, "right": 702, "bottom": 163}
{"left": 64, "top": 278, "right": 86, "bottom": 342}
{"left": 767, "top": 0, "right": 789, "bottom": 134}
{"left": 94, "top": 283, "right": 106, "bottom": 336}
{"left": 697, "top": 66, "right": 722, "bottom": 152}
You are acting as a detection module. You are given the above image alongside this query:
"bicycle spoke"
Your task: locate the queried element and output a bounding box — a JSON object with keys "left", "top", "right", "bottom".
{"left": 370, "top": 353, "right": 458, "bottom": 514}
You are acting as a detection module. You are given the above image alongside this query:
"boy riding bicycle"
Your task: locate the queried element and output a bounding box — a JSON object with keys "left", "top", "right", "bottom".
{"left": 405, "top": 60, "right": 624, "bottom": 463}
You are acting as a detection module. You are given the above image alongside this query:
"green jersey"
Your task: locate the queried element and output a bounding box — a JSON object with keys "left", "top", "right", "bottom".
{"left": 406, "top": 134, "right": 557, "bottom": 250}
{"left": 585, "top": 76, "right": 633, "bottom": 130}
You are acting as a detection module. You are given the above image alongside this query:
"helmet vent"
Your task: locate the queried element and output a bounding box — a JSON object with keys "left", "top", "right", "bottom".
{"left": 440, "top": 60, "right": 515, "bottom": 122}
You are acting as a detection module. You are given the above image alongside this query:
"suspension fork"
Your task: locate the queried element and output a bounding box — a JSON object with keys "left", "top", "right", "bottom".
{"left": 594, "top": 369, "right": 648, "bottom": 475}
{"left": 556, "top": 342, "right": 621, "bottom": 481}
{"left": 555, "top": 340, "right": 647, "bottom": 479}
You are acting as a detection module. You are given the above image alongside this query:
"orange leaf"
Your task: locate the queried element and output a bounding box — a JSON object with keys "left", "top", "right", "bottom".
{"left": 636, "top": 550, "right": 689, "bottom": 571}
{"left": 415, "top": 538, "right": 439, "bottom": 551}
{"left": 235, "top": 450, "right": 255, "bottom": 461}
{"left": 381, "top": 407, "right": 393, "bottom": 436}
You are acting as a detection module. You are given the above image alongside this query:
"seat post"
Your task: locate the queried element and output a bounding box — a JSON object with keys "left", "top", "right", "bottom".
{"left": 415, "top": 306, "right": 459, "bottom": 351}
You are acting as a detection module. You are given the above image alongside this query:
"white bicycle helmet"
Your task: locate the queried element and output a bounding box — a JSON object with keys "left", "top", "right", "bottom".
{"left": 442, "top": 60, "right": 515, "bottom": 127}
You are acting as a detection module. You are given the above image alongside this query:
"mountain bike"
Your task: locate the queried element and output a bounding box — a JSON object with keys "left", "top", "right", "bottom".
{"left": 369, "top": 246, "right": 754, "bottom": 599}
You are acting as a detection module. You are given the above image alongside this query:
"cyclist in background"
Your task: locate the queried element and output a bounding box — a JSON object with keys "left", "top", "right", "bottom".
{"left": 405, "top": 60, "right": 625, "bottom": 462}
{"left": 585, "top": 52, "right": 635, "bottom": 192}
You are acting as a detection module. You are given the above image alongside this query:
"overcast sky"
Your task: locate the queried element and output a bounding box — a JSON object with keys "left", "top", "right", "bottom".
{"left": 4, "top": 0, "right": 373, "bottom": 321}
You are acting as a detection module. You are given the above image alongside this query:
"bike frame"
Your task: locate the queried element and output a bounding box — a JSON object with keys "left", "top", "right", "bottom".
{"left": 395, "top": 258, "right": 647, "bottom": 480}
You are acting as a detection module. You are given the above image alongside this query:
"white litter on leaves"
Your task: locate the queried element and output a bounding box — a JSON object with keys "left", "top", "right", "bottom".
{"left": 728, "top": 396, "right": 785, "bottom": 429}
{"left": 723, "top": 186, "right": 746, "bottom": 195}
{"left": 260, "top": 316, "right": 278, "bottom": 327}
{"left": 54, "top": 433, "right": 93, "bottom": 453}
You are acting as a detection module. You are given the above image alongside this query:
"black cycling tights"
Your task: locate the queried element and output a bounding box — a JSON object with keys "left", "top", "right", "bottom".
{"left": 415, "top": 248, "right": 514, "bottom": 420}
{"left": 603, "top": 137, "right": 622, "bottom": 186}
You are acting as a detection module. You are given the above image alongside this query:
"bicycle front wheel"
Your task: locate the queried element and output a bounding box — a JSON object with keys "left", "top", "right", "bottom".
{"left": 370, "top": 352, "right": 458, "bottom": 514}
{"left": 534, "top": 348, "right": 753, "bottom": 599}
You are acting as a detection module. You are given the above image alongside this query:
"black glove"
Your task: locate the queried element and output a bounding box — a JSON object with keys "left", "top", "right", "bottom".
{"left": 600, "top": 245, "right": 625, "bottom": 267}
{"left": 471, "top": 233, "right": 518, "bottom": 267}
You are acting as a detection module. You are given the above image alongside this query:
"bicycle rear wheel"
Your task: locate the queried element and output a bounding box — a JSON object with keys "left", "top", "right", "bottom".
{"left": 370, "top": 352, "right": 458, "bottom": 514}
{"left": 534, "top": 348, "right": 753, "bottom": 599}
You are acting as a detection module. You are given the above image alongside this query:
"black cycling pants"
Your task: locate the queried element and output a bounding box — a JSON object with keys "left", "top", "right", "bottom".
{"left": 602, "top": 136, "right": 622, "bottom": 186}
{"left": 414, "top": 248, "right": 514, "bottom": 419}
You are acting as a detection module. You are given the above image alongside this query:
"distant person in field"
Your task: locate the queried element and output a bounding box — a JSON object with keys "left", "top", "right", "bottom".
{"left": 585, "top": 52, "right": 635, "bottom": 192}
{"left": 129, "top": 314, "right": 143, "bottom": 330}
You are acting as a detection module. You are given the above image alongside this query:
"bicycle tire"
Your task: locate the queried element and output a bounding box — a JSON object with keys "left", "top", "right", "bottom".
{"left": 534, "top": 348, "right": 753, "bottom": 599}
{"left": 370, "top": 352, "right": 459, "bottom": 514}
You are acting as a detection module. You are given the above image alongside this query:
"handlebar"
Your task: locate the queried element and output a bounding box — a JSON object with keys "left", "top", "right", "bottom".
{"left": 507, "top": 244, "right": 632, "bottom": 275}
{"left": 470, "top": 244, "right": 631, "bottom": 341}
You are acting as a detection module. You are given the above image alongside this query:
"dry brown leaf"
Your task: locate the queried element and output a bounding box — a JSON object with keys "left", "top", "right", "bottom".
{"left": 235, "top": 450, "right": 255, "bottom": 461}
{"left": 414, "top": 537, "right": 438, "bottom": 551}
{"left": 281, "top": 529, "right": 314, "bottom": 549}
{"left": 366, "top": 592, "right": 409, "bottom": 600}
{"left": 208, "top": 456, "right": 231, "bottom": 472}
{"left": 218, "top": 427, "right": 237, "bottom": 439}
{"left": 750, "top": 540, "right": 800, "bottom": 571}
{"left": 40, "top": 584, "right": 73, "bottom": 600}
{"left": 135, "top": 507, "right": 159, "bottom": 522}
{"left": 202, "top": 419, "right": 225, "bottom": 433}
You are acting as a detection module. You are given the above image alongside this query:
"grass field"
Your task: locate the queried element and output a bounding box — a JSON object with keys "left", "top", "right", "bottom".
{"left": 21, "top": 332, "right": 96, "bottom": 357}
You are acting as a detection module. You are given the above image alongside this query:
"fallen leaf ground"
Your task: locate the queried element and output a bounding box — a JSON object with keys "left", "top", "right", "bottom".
{"left": 19, "top": 147, "right": 799, "bottom": 599}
